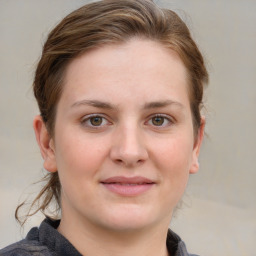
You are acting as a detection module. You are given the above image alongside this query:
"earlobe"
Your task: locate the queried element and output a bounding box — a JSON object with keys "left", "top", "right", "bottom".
{"left": 33, "top": 115, "right": 57, "bottom": 173}
{"left": 189, "top": 117, "right": 205, "bottom": 174}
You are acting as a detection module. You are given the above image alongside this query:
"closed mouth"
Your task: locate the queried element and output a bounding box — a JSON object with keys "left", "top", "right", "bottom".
{"left": 100, "top": 176, "right": 155, "bottom": 196}
{"left": 100, "top": 176, "right": 155, "bottom": 185}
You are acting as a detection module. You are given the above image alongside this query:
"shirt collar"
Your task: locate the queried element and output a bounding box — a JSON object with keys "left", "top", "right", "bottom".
{"left": 29, "top": 218, "right": 192, "bottom": 256}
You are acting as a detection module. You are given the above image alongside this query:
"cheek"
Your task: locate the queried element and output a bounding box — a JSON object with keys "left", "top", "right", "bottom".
{"left": 54, "top": 135, "right": 109, "bottom": 205}
{"left": 160, "top": 148, "right": 191, "bottom": 207}
{"left": 152, "top": 135, "right": 193, "bottom": 172}
{"left": 152, "top": 135, "right": 194, "bottom": 201}
{"left": 54, "top": 132, "right": 109, "bottom": 180}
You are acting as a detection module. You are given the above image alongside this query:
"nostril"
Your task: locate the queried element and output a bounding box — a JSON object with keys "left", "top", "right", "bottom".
{"left": 114, "top": 158, "right": 145, "bottom": 167}
{"left": 110, "top": 141, "right": 149, "bottom": 167}
{"left": 115, "top": 159, "right": 124, "bottom": 164}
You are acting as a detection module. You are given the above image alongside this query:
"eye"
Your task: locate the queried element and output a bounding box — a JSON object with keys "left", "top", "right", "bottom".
{"left": 81, "top": 114, "right": 110, "bottom": 128}
{"left": 89, "top": 116, "right": 103, "bottom": 126}
{"left": 151, "top": 116, "right": 165, "bottom": 126}
{"left": 147, "top": 114, "right": 173, "bottom": 127}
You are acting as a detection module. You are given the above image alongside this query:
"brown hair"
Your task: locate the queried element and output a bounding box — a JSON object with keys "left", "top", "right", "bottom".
{"left": 16, "top": 0, "right": 208, "bottom": 224}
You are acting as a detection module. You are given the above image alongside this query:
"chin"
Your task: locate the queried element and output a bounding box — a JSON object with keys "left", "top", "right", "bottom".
{"left": 98, "top": 205, "right": 163, "bottom": 232}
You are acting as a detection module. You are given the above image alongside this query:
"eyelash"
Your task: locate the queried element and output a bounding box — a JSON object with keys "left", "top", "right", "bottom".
{"left": 146, "top": 114, "right": 174, "bottom": 128}
{"left": 80, "top": 114, "right": 174, "bottom": 129}
{"left": 81, "top": 114, "right": 111, "bottom": 129}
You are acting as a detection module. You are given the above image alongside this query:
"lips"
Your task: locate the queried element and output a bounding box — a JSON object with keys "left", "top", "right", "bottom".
{"left": 100, "top": 176, "right": 155, "bottom": 196}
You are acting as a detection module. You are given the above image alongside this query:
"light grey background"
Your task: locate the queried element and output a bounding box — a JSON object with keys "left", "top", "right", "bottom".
{"left": 0, "top": 1, "right": 255, "bottom": 255}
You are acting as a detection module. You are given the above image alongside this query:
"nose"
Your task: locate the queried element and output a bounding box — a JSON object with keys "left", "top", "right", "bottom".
{"left": 110, "top": 125, "right": 148, "bottom": 167}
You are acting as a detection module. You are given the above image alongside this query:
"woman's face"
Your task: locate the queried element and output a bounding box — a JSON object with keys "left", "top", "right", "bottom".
{"left": 37, "top": 39, "right": 204, "bottom": 232}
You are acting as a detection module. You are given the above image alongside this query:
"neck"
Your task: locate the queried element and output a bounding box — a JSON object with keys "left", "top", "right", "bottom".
{"left": 58, "top": 215, "right": 170, "bottom": 256}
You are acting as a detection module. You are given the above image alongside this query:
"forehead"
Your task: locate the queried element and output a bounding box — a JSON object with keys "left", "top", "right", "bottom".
{"left": 60, "top": 39, "right": 189, "bottom": 108}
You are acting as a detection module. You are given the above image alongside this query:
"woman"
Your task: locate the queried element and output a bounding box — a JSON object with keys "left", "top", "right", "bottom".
{"left": 0, "top": 0, "right": 208, "bottom": 255}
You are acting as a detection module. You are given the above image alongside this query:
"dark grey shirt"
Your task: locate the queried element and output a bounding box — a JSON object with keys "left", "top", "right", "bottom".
{"left": 0, "top": 218, "right": 199, "bottom": 256}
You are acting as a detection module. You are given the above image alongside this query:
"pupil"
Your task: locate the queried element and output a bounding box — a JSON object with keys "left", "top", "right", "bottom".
{"left": 152, "top": 117, "right": 164, "bottom": 126}
{"left": 90, "top": 117, "right": 102, "bottom": 126}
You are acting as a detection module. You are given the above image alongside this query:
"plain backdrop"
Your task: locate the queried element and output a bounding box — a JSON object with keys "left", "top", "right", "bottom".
{"left": 0, "top": 1, "right": 255, "bottom": 255}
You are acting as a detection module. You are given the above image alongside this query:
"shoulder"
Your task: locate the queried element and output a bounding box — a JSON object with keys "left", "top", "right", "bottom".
{"left": 0, "top": 240, "right": 51, "bottom": 256}
{"left": 0, "top": 227, "right": 52, "bottom": 256}
{"left": 177, "top": 240, "right": 200, "bottom": 256}
{"left": 167, "top": 229, "right": 200, "bottom": 256}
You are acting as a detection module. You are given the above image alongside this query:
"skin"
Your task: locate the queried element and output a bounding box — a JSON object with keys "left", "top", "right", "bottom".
{"left": 34, "top": 38, "right": 204, "bottom": 256}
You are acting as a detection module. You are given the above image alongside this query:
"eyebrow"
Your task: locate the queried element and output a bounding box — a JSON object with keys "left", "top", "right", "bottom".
{"left": 71, "top": 100, "right": 115, "bottom": 109}
{"left": 143, "top": 100, "right": 184, "bottom": 110}
{"left": 71, "top": 99, "right": 184, "bottom": 110}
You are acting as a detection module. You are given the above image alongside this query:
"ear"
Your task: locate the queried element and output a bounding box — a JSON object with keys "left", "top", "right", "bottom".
{"left": 33, "top": 115, "right": 57, "bottom": 173}
{"left": 189, "top": 117, "right": 205, "bottom": 174}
